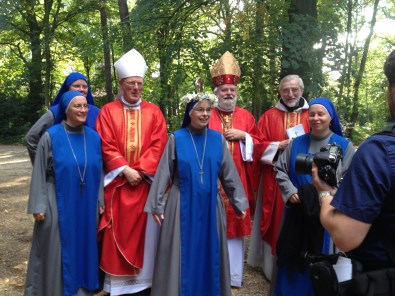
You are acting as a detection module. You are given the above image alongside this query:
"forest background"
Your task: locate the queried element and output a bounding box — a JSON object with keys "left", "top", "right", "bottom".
{"left": 0, "top": 0, "right": 394, "bottom": 145}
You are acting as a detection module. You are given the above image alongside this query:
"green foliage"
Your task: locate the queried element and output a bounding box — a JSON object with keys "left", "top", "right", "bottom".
{"left": 0, "top": 0, "right": 394, "bottom": 142}
{"left": 0, "top": 92, "right": 31, "bottom": 144}
{"left": 351, "top": 117, "right": 390, "bottom": 145}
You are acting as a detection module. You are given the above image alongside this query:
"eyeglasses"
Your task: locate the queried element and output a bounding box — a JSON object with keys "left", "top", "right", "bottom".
{"left": 71, "top": 84, "right": 88, "bottom": 90}
{"left": 280, "top": 87, "right": 301, "bottom": 94}
{"left": 124, "top": 81, "right": 143, "bottom": 88}
{"left": 72, "top": 104, "right": 89, "bottom": 111}
{"left": 193, "top": 107, "right": 212, "bottom": 114}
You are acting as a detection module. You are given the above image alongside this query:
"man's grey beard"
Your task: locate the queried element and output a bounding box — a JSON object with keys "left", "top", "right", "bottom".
{"left": 283, "top": 96, "right": 301, "bottom": 107}
{"left": 217, "top": 95, "right": 237, "bottom": 112}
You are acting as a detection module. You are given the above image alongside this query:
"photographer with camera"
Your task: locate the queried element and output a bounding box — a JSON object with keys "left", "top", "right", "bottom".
{"left": 311, "top": 51, "right": 395, "bottom": 295}
{"left": 272, "top": 97, "right": 355, "bottom": 296}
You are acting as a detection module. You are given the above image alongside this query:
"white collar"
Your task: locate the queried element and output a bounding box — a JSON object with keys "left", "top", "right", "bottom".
{"left": 121, "top": 96, "right": 142, "bottom": 109}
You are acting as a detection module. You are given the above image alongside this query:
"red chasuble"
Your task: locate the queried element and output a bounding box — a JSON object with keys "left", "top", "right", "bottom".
{"left": 254, "top": 107, "right": 309, "bottom": 254}
{"left": 96, "top": 99, "right": 168, "bottom": 275}
{"left": 209, "top": 106, "right": 261, "bottom": 238}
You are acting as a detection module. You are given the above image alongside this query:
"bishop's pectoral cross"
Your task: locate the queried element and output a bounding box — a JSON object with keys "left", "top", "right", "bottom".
{"left": 80, "top": 181, "right": 85, "bottom": 196}
{"left": 199, "top": 169, "right": 204, "bottom": 184}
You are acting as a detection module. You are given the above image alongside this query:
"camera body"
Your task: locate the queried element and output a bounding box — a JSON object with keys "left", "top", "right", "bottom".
{"left": 295, "top": 143, "right": 343, "bottom": 187}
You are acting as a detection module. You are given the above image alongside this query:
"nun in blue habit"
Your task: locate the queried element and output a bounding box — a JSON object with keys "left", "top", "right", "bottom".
{"left": 25, "top": 72, "right": 100, "bottom": 164}
{"left": 272, "top": 97, "right": 355, "bottom": 296}
{"left": 25, "top": 91, "right": 104, "bottom": 296}
{"left": 145, "top": 92, "right": 249, "bottom": 296}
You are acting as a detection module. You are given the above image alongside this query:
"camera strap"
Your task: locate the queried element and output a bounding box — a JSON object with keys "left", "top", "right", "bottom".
{"left": 373, "top": 121, "right": 395, "bottom": 265}
{"left": 376, "top": 221, "right": 395, "bottom": 266}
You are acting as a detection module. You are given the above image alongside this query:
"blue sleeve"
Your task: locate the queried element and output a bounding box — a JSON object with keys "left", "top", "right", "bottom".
{"left": 331, "top": 135, "right": 393, "bottom": 223}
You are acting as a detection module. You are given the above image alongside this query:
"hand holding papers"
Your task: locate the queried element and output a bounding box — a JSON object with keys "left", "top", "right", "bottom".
{"left": 286, "top": 124, "right": 305, "bottom": 139}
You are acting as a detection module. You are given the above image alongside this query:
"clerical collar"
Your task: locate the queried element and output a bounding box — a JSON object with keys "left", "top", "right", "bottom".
{"left": 121, "top": 96, "right": 142, "bottom": 109}
{"left": 279, "top": 98, "right": 305, "bottom": 112}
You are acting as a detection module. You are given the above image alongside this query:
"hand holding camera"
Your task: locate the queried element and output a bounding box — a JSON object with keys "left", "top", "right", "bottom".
{"left": 312, "top": 163, "right": 338, "bottom": 206}
{"left": 295, "top": 143, "right": 343, "bottom": 187}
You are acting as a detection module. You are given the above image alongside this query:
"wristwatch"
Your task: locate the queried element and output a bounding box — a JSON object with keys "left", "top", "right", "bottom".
{"left": 318, "top": 191, "right": 335, "bottom": 205}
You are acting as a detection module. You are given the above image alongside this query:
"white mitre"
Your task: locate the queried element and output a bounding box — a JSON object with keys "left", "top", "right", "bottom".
{"left": 114, "top": 48, "right": 147, "bottom": 80}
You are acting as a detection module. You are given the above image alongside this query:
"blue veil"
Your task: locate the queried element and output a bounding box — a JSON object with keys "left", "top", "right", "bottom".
{"left": 309, "top": 97, "right": 343, "bottom": 136}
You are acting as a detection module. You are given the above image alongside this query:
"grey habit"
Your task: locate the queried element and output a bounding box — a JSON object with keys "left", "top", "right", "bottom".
{"left": 25, "top": 111, "right": 54, "bottom": 164}
{"left": 24, "top": 125, "right": 104, "bottom": 296}
{"left": 145, "top": 133, "right": 249, "bottom": 296}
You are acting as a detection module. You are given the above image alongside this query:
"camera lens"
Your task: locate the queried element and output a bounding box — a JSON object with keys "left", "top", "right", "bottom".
{"left": 295, "top": 153, "right": 314, "bottom": 175}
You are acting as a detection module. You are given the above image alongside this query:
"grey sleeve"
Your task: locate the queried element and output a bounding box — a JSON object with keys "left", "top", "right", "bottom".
{"left": 27, "top": 132, "right": 52, "bottom": 214}
{"left": 340, "top": 142, "right": 356, "bottom": 176}
{"left": 274, "top": 141, "right": 298, "bottom": 204}
{"left": 98, "top": 170, "right": 105, "bottom": 206}
{"left": 219, "top": 136, "right": 249, "bottom": 213}
{"left": 145, "top": 134, "right": 176, "bottom": 214}
{"left": 25, "top": 111, "right": 54, "bottom": 164}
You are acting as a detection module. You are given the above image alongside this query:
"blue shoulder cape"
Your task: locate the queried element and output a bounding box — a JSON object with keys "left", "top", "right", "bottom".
{"left": 48, "top": 124, "right": 102, "bottom": 296}
{"left": 174, "top": 127, "right": 222, "bottom": 296}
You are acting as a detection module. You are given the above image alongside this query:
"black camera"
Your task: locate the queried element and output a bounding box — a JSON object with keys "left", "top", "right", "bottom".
{"left": 295, "top": 143, "right": 343, "bottom": 187}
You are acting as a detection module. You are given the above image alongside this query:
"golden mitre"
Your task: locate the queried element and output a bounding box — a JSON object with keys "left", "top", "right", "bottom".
{"left": 210, "top": 51, "right": 241, "bottom": 87}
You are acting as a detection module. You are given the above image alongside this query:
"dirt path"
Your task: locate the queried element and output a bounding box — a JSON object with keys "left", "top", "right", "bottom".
{"left": 0, "top": 145, "right": 269, "bottom": 296}
{"left": 0, "top": 145, "right": 32, "bottom": 295}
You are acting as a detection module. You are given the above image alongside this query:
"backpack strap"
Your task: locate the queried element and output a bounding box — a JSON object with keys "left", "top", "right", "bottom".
{"left": 373, "top": 121, "right": 395, "bottom": 265}
{"left": 375, "top": 215, "right": 395, "bottom": 265}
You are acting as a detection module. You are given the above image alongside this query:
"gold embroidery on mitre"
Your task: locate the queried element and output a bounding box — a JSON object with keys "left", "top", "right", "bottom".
{"left": 210, "top": 51, "right": 241, "bottom": 87}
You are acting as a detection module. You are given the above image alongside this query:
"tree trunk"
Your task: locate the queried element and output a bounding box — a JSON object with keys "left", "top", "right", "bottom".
{"left": 338, "top": 0, "right": 353, "bottom": 113}
{"left": 223, "top": 0, "right": 232, "bottom": 47}
{"left": 118, "top": 0, "right": 133, "bottom": 52}
{"left": 280, "top": 0, "right": 318, "bottom": 98}
{"left": 43, "top": 0, "right": 54, "bottom": 107}
{"left": 25, "top": 1, "right": 44, "bottom": 124}
{"left": 251, "top": 0, "right": 266, "bottom": 120}
{"left": 290, "top": 0, "right": 317, "bottom": 17}
{"left": 100, "top": 0, "right": 114, "bottom": 102}
{"left": 27, "top": 33, "right": 44, "bottom": 124}
{"left": 347, "top": 0, "right": 380, "bottom": 138}
{"left": 157, "top": 26, "right": 170, "bottom": 119}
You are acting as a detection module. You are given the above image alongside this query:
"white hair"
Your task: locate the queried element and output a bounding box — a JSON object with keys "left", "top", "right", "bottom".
{"left": 278, "top": 75, "right": 304, "bottom": 91}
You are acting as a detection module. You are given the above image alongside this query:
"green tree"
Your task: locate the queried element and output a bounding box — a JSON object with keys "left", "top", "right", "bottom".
{"left": 99, "top": 0, "right": 114, "bottom": 102}
{"left": 0, "top": 0, "right": 99, "bottom": 123}
{"left": 348, "top": 0, "right": 380, "bottom": 138}
{"left": 118, "top": 0, "right": 133, "bottom": 52}
{"left": 280, "top": 0, "right": 320, "bottom": 99}
{"left": 0, "top": 0, "right": 394, "bottom": 144}
{"left": 130, "top": 0, "right": 217, "bottom": 131}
